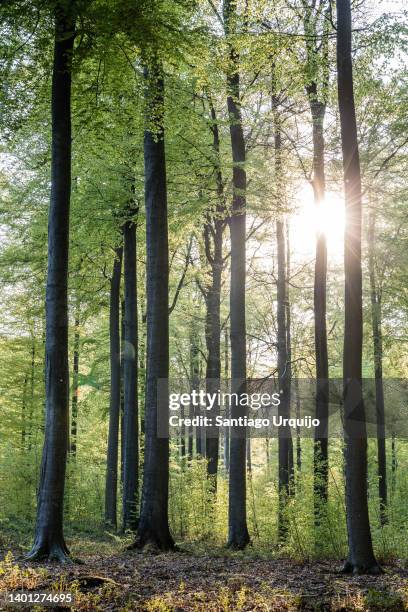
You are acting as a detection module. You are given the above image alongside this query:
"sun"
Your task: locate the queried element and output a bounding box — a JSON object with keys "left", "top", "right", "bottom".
{"left": 291, "top": 183, "right": 345, "bottom": 261}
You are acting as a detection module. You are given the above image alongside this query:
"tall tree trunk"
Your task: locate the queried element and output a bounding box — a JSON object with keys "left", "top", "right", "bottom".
{"left": 120, "top": 297, "right": 125, "bottom": 484}
{"left": 105, "top": 247, "right": 123, "bottom": 529}
{"left": 190, "top": 321, "right": 201, "bottom": 456}
{"left": 308, "top": 89, "right": 330, "bottom": 518}
{"left": 286, "top": 223, "right": 294, "bottom": 488}
{"left": 303, "top": 1, "right": 330, "bottom": 518}
{"left": 21, "top": 372, "right": 28, "bottom": 451}
{"left": 139, "top": 300, "right": 146, "bottom": 473}
{"left": 337, "top": 0, "right": 380, "bottom": 574}
{"left": 368, "top": 209, "right": 387, "bottom": 525}
{"left": 205, "top": 101, "right": 225, "bottom": 485}
{"left": 224, "top": 0, "right": 250, "bottom": 549}
{"left": 122, "top": 216, "right": 138, "bottom": 531}
{"left": 204, "top": 256, "right": 222, "bottom": 481}
{"left": 224, "top": 325, "right": 230, "bottom": 473}
{"left": 391, "top": 432, "right": 396, "bottom": 493}
{"left": 276, "top": 216, "right": 293, "bottom": 540}
{"left": 186, "top": 321, "right": 195, "bottom": 461}
{"left": 70, "top": 305, "right": 80, "bottom": 457}
{"left": 133, "top": 64, "right": 174, "bottom": 550}
{"left": 294, "top": 376, "right": 301, "bottom": 473}
{"left": 274, "top": 100, "right": 293, "bottom": 541}
{"left": 26, "top": 4, "right": 75, "bottom": 562}
{"left": 28, "top": 339, "right": 36, "bottom": 451}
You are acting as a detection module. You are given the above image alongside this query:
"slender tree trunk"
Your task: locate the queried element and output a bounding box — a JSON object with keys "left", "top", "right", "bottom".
{"left": 70, "top": 305, "right": 80, "bottom": 457}
{"left": 105, "top": 247, "right": 123, "bottom": 529}
{"left": 190, "top": 322, "right": 201, "bottom": 456}
{"left": 21, "top": 373, "right": 28, "bottom": 451}
{"left": 276, "top": 216, "right": 292, "bottom": 540}
{"left": 120, "top": 298, "right": 125, "bottom": 484}
{"left": 133, "top": 64, "right": 174, "bottom": 550}
{"left": 122, "top": 216, "right": 138, "bottom": 531}
{"left": 26, "top": 5, "right": 75, "bottom": 562}
{"left": 204, "top": 257, "right": 221, "bottom": 481}
{"left": 368, "top": 210, "right": 387, "bottom": 525}
{"left": 224, "top": 325, "right": 230, "bottom": 473}
{"left": 265, "top": 438, "right": 270, "bottom": 472}
{"left": 187, "top": 321, "right": 195, "bottom": 461}
{"left": 308, "top": 89, "right": 330, "bottom": 518}
{"left": 337, "top": 0, "right": 380, "bottom": 574}
{"left": 28, "top": 339, "right": 35, "bottom": 451}
{"left": 139, "top": 300, "right": 146, "bottom": 473}
{"left": 274, "top": 101, "right": 293, "bottom": 540}
{"left": 286, "top": 223, "right": 294, "bottom": 488}
{"left": 246, "top": 438, "right": 252, "bottom": 472}
{"left": 224, "top": 0, "right": 250, "bottom": 549}
{"left": 295, "top": 376, "right": 301, "bottom": 473}
{"left": 205, "top": 102, "right": 225, "bottom": 486}
{"left": 391, "top": 432, "right": 396, "bottom": 493}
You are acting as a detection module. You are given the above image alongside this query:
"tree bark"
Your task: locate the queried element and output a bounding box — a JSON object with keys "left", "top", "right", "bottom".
{"left": 26, "top": 4, "right": 75, "bottom": 562}
{"left": 204, "top": 101, "right": 225, "bottom": 485}
{"left": 105, "top": 247, "right": 123, "bottom": 529}
{"left": 190, "top": 320, "right": 201, "bottom": 456}
{"left": 308, "top": 89, "right": 329, "bottom": 517}
{"left": 120, "top": 297, "right": 125, "bottom": 484}
{"left": 28, "top": 339, "right": 36, "bottom": 451}
{"left": 21, "top": 372, "right": 28, "bottom": 451}
{"left": 295, "top": 376, "right": 301, "bottom": 473}
{"left": 274, "top": 99, "right": 293, "bottom": 541}
{"left": 337, "top": 0, "right": 380, "bottom": 574}
{"left": 133, "top": 64, "right": 174, "bottom": 550}
{"left": 70, "top": 305, "right": 80, "bottom": 457}
{"left": 368, "top": 209, "right": 387, "bottom": 525}
{"left": 286, "top": 223, "right": 294, "bottom": 488}
{"left": 224, "top": 326, "right": 230, "bottom": 473}
{"left": 276, "top": 216, "right": 293, "bottom": 540}
{"left": 224, "top": 0, "right": 250, "bottom": 550}
{"left": 122, "top": 216, "right": 138, "bottom": 531}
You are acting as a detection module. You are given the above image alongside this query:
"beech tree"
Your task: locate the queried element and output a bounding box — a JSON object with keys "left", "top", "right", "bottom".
{"left": 302, "top": 0, "right": 331, "bottom": 518}
{"left": 105, "top": 247, "right": 123, "bottom": 529}
{"left": 336, "top": 0, "right": 380, "bottom": 575}
{"left": 223, "top": 0, "right": 250, "bottom": 550}
{"left": 122, "top": 205, "right": 139, "bottom": 531}
{"left": 133, "top": 64, "right": 174, "bottom": 550}
{"left": 26, "top": 2, "right": 75, "bottom": 562}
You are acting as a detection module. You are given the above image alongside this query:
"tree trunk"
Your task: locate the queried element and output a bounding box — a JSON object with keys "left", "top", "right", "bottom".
{"left": 224, "top": 326, "right": 230, "bottom": 473}
{"left": 276, "top": 216, "right": 293, "bottom": 540}
{"left": 286, "top": 223, "right": 294, "bottom": 488}
{"left": 368, "top": 209, "right": 387, "bottom": 525}
{"left": 204, "top": 102, "right": 225, "bottom": 485}
{"left": 186, "top": 321, "right": 195, "bottom": 461}
{"left": 295, "top": 376, "right": 301, "bottom": 473}
{"left": 391, "top": 432, "right": 396, "bottom": 493}
{"left": 224, "top": 0, "right": 250, "bottom": 550}
{"left": 337, "top": 0, "right": 380, "bottom": 574}
{"left": 70, "top": 305, "right": 80, "bottom": 457}
{"left": 21, "top": 372, "right": 28, "bottom": 451}
{"left": 190, "top": 321, "right": 201, "bottom": 456}
{"left": 204, "top": 258, "right": 221, "bottom": 481}
{"left": 122, "top": 216, "right": 138, "bottom": 531}
{"left": 133, "top": 64, "right": 174, "bottom": 550}
{"left": 120, "top": 298, "right": 125, "bottom": 484}
{"left": 28, "top": 339, "right": 36, "bottom": 451}
{"left": 26, "top": 4, "right": 75, "bottom": 562}
{"left": 308, "top": 89, "right": 330, "bottom": 518}
{"left": 274, "top": 101, "right": 293, "bottom": 541}
{"left": 105, "top": 247, "right": 123, "bottom": 529}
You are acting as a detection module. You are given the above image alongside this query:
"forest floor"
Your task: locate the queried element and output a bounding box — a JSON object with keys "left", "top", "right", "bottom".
{"left": 0, "top": 535, "right": 407, "bottom": 611}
